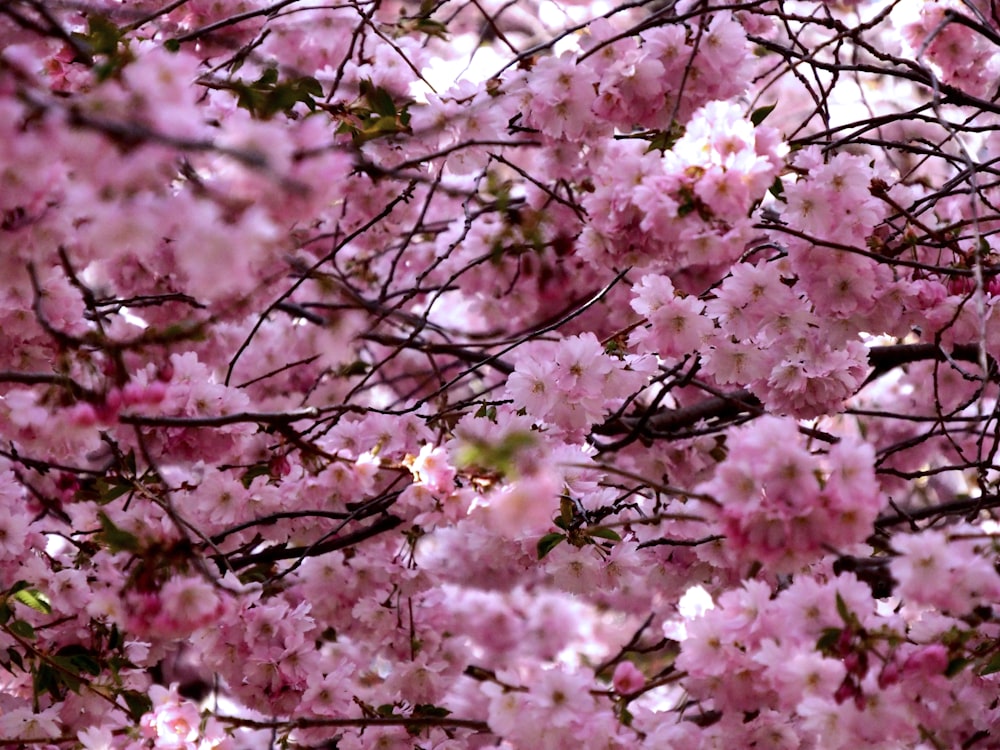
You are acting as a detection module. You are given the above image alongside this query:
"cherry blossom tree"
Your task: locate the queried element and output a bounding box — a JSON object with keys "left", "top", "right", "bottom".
{"left": 3, "top": 0, "right": 1000, "bottom": 747}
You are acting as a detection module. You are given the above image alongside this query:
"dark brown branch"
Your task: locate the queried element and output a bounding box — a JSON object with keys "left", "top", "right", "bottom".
{"left": 876, "top": 495, "right": 1000, "bottom": 528}
{"left": 595, "top": 344, "right": 990, "bottom": 440}
{"left": 118, "top": 407, "right": 322, "bottom": 428}
{"left": 359, "top": 332, "right": 515, "bottom": 375}
{"left": 222, "top": 513, "right": 403, "bottom": 570}
{"left": 216, "top": 714, "right": 491, "bottom": 733}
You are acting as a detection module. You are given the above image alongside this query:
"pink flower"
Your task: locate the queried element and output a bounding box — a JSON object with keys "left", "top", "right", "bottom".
{"left": 530, "top": 667, "right": 597, "bottom": 728}
{"left": 630, "top": 274, "right": 712, "bottom": 359}
{"left": 890, "top": 526, "right": 1000, "bottom": 614}
{"left": 697, "top": 12, "right": 750, "bottom": 76}
{"left": 485, "top": 470, "right": 560, "bottom": 538}
{"left": 141, "top": 686, "right": 202, "bottom": 750}
{"left": 611, "top": 661, "right": 645, "bottom": 695}
{"left": 78, "top": 726, "right": 115, "bottom": 750}
{"left": 524, "top": 53, "right": 601, "bottom": 140}
{"left": 301, "top": 671, "right": 349, "bottom": 717}
{"left": 406, "top": 444, "right": 457, "bottom": 495}
{"left": 0, "top": 707, "right": 62, "bottom": 740}
{"left": 506, "top": 354, "right": 560, "bottom": 417}
{"left": 0, "top": 501, "right": 32, "bottom": 559}
{"left": 552, "top": 332, "right": 614, "bottom": 394}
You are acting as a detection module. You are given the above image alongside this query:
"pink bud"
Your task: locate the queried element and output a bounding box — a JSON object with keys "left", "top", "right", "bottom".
{"left": 143, "top": 381, "right": 168, "bottom": 404}
{"left": 67, "top": 402, "right": 98, "bottom": 427}
{"left": 835, "top": 629, "right": 853, "bottom": 656}
{"left": 842, "top": 652, "right": 861, "bottom": 675}
{"left": 122, "top": 382, "right": 145, "bottom": 406}
{"left": 902, "top": 644, "right": 949, "bottom": 677}
{"left": 96, "top": 389, "right": 123, "bottom": 422}
{"left": 105, "top": 388, "right": 122, "bottom": 411}
{"left": 612, "top": 661, "right": 646, "bottom": 695}
{"left": 878, "top": 660, "right": 901, "bottom": 689}
{"left": 833, "top": 679, "right": 855, "bottom": 705}
{"left": 56, "top": 473, "right": 78, "bottom": 493}
{"left": 946, "top": 276, "right": 975, "bottom": 296}
{"left": 270, "top": 454, "right": 291, "bottom": 477}
{"left": 157, "top": 361, "right": 175, "bottom": 382}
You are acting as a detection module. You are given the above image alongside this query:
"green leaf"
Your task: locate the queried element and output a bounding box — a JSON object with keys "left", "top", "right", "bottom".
{"left": 587, "top": 527, "right": 622, "bottom": 542}
{"left": 337, "top": 361, "right": 370, "bottom": 377}
{"left": 358, "top": 115, "right": 406, "bottom": 141}
{"left": 7, "top": 647, "right": 23, "bottom": 671}
{"left": 98, "top": 512, "right": 142, "bottom": 554}
{"left": 267, "top": 84, "right": 307, "bottom": 114}
{"left": 750, "top": 102, "right": 777, "bottom": 126}
{"left": 455, "top": 431, "right": 536, "bottom": 476}
{"left": 413, "top": 704, "right": 451, "bottom": 718}
{"left": 300, "top": 76, "right": 323, "bottom": 97}
{"left": 257, "top": 67, "right": 279, "bottom": 87}
{"left": 946, "top": 657, "right": 969, "bottom": 678}
{"left": 95, "top": 478, "right": 132, "bottom": 504}
{"left": 418, "top": 18, "right": 449, "bottom": 39}
{"left": 474, "top": 404, "right": 497, "bottom": 421}
{"left": 237, "top": 563, "right": 274, "bottom": 585}
{"left": 835, "top": 593, "right": 851, "bottom": 625}
{"left": 56, "top": 645, "right": 102, "bottom": 676}
{"left": 34, "top": 663, "right": 64, "bottom": 700}
{"left": 979, "top": 653, "right": 1000, "bottom": 676}
{"left": 163, "top": 39, "right": 181, "bottom": 52}
{"left": 8, "top": 620, "right": 35, "bottom": 640}
{"left": 815, "top": 628, "right": 841, "bottom": 654}
{"left": 122, "top": 690, "right": 153, "bottom": 722}
{"left": 90, "top": 15, "right": 122, "bottom": 55}
{"left": 559, "top": 496, "right": 575, "bottom": 527}
{"left": 768, "top": 176, "right": 785, "bottom": 199}
{"left": 644, "top": 122, "right": 685, "bottom": 154}
{"left": 241, "top": 463, "right": 271, "bottom": 488}
{"left": 363, "top": 80, "right": 398, "bottom": 117}
{"left": 537, "top": 533, "right": 566, "bottom": 560}
{"left": 226, "top": 68, "right": 325, "bottom": 119}
{"left": 13, "top": 588, "right": 51, "bottom": 615}
{"left": 70, "top": 14, "right": 122, "bottom": 61}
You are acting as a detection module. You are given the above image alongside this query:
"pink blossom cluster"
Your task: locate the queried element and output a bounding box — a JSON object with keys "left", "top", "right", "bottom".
{"left": 580, "top": 100, "right": 784, "bottom": 274}
{"left": 696, "top": 417, "right": 884, "bottom": 572}
{"left": 782, "top": 148, "right": 893, "bottom": 319}
{"left": 890, "top": 524, "right": 1000, "bottom": 614}
{"left": 138, "top": 685, "right": 232, "bottom": 750}
{"left": 483, "top": 666, "right": 621, "bottom": 750}
{"left": 629, "top": 273, "right": 712, "bottom": 361}
{"left": 902, "top": 0, "right": 1000, "bottom": 97}
{"left": 506, "top": 332, "right": 652, "bottom": 436}
{"left": 123, "top": 576, "right": 230, "bottom": 642}
{"left": 521, "top": 12, "right": 754, "bottom": 142}
{"left": 630, "top": 261, "right": 872, "bottom": 417}
{"left": 672, "top": 574, "right": 1000, "bottom": 748}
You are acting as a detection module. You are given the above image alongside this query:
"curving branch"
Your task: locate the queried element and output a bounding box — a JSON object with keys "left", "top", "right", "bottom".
{"left": 595, "top": 343, "right": 992, "bottom": 440}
